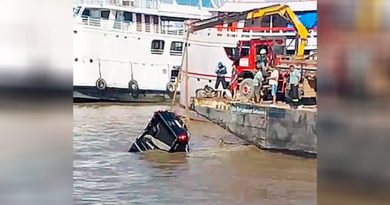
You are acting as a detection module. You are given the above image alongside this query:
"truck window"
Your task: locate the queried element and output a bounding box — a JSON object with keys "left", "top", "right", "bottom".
{"left": 241, "top": 47, "right": 249, "bottom": 57}
{"left": 223, "top": 47, "right": 239, "bottom": 61}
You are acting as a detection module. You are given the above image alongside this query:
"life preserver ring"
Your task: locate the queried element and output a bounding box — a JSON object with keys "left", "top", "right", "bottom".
{"left": 129, "top": 80, "right": 139, "bottom": 99}
{"left": 96, "top": 78, "right": 107, "bottom": 90}
{"left": 166, "top": 82, "right": 175, "bottom": 93}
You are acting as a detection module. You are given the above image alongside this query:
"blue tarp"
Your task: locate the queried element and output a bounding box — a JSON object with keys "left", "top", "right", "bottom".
{"left": 288, "top": 11, "right": 317, "bottom": 29}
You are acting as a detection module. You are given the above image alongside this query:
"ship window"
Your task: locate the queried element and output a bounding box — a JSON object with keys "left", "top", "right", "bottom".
{"left": 170, "top": 41, "right": 183, "bottom": 55}
{"left": 151, "top": 40, "right": 165, "bottom": 54}
{"left": 101, "top": 10, "right": 110, "bottom": 20}
{"left": 136, "top": 14, "right": 142, "bottom": 23}
{"left": 145, "top": 15, "right": 151, "bottom": 32}
{"left": 82, "top": 9, "right": 90, "bottom": 17}
{"left": 153, "top": 16, "right": 159, "bottom": 24}
{"left": 123, "top": 12, "right": 132, "bottom": 22}
{"left": 145, "top": 15, "right": 151, "bottom": 24}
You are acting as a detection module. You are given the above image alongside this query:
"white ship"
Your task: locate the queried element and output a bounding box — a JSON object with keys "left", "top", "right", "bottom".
{"left": 72, "top": 0, "right": 317, "bottom": 102}
{"left": 73, "top": 0, "right": 218, "bottom": 102}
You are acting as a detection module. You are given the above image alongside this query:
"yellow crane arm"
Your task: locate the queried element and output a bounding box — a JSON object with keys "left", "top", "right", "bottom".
{"left": 246, "top": 4, "right": 308, "bottom": 59}
{"left": 188, "top": 4, "right": 309, "bottom": 59}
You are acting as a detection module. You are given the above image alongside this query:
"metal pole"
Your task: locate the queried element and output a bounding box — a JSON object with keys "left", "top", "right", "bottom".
{"left": 184, "top": 40, "right": 190, "bottom": 125}
{"left": 171, "top": 29, "right": 190, "bottom": 109}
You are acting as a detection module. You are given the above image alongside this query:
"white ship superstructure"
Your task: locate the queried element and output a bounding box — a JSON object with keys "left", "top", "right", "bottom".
{"left": 73, "top": 0, "right": 216, "bottom": 101}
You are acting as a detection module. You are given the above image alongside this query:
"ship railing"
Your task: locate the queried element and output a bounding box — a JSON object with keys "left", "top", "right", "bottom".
{"left": 160, "top": 26, "right": 184, "bottom": 36}
{"left": 113, "top": 20, "right": 133, "bottom": 30}
{"left": 74, "top": 0, "right": 160, "bottom": 10}
{"left": 76, "top": 16, "right": 134, "bottom": 31}
{"left": 75, "top": 16, "right": 186, "bottom": 36}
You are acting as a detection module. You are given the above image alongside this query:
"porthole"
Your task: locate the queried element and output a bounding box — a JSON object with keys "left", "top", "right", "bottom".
{"left": 90, "top": 59, "right": 93, "bottom": 63}
{"left": 74, "top": 58, "right": 78, "bottom": 62}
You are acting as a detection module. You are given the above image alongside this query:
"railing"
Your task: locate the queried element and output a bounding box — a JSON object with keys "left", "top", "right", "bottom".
{"left": 74, "top": 0, "right": 160, "bottom": 10}
{"left": 78, "top": 16, "right": 131, "bottom": 30}
{"left": 75, "top": 16, "right": 185, "bottom": 36}
{"left": 74, "top": 16, "right": 317, "bottom": 48}
{"left": 113, "top": 20, "right": 132, "bottom": 30}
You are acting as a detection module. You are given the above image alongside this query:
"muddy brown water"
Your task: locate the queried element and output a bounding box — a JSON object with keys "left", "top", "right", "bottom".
{"left": 73, "top": 103, "right": 316, "bottom": 204}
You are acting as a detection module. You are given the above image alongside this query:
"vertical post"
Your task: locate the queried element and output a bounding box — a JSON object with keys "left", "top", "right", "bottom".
{"left": 184, "top": 42, "right": 190, "bottom": 125}
{"left": 171, "top": 25, "right": 191, "bottom": 126}
{"left": 171, "top": 27, "right": 190, "bottom": 109}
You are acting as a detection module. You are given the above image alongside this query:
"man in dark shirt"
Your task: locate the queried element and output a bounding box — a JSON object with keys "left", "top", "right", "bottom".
{"left": 215, "top": 62, "right": 227, "bottom": 90}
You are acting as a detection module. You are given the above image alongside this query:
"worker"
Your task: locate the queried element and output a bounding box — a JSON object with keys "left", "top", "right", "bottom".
{"left": 256, "top": 48, "right": 267, "bottom": 73}
{"left": 215, "top": 62, "right": 227, "bottom": 90}
{"left": 253, "top": 69, "right": 264, "bottom": 103}
{"left": 288, "top": 65, "right": 301, "bottom": 108}
{"left": 269, "top": 66, "right": 279, "bottom": 105}
{"left": 230, "top": 63, "right": 239, "bottom": 100}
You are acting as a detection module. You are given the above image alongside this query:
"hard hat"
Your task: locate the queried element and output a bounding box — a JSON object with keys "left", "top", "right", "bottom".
{"left": 218, "top": 62, "right": 223, "bottom": 67}
{"left": 260, "top": 49, "right": 266, "bottom": 54}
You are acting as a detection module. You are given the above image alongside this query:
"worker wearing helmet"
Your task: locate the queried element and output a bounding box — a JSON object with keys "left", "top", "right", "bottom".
{"left": 256, "top": 48, "right": 267, "bottom": 74}
{"left": 215, "top": 62, "right": 227, "bottom": 90}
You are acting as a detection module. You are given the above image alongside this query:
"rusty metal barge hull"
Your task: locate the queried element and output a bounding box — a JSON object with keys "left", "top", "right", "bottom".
{"left": 194, "top": 100, "right": 317, "bottom": 155}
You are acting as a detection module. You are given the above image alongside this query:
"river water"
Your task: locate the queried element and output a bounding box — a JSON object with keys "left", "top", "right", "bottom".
{"left": 73, "top": 103, "right": 316, "bottom": 205}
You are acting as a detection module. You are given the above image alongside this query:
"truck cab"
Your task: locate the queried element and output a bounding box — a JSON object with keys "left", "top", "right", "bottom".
{"left": 236, "top": 38, "right": 286, "bottom": 73}
{"left": 230, "top": 38, "right": 287, "bottom": 99}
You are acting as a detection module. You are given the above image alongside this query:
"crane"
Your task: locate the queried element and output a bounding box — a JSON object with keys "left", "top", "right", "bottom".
{"left": 187, "top": 4, "right": 309, "bottom": 59}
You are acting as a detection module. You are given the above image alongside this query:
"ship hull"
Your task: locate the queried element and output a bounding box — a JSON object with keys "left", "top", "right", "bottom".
{"left": 73, "top": 86, "right": 175, "bottom": 102}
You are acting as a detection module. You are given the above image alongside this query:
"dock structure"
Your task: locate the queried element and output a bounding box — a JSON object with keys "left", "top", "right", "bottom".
{"left": 193, "top": 98, "right": 317, "bottom": 155}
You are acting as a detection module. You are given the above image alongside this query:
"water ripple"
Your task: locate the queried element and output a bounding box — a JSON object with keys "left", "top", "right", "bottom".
{"left": 74, "top": 104, "right": 316, "bottom": 204}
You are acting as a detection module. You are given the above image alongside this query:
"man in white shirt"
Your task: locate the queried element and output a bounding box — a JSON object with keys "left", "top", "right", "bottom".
{"left": 268, "top": 67, "right": 279, "bottom": 105}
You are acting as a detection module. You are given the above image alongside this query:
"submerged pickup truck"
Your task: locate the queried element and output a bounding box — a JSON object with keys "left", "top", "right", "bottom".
{"left": 129, "top": 110, "right": 190, "bottom": 153}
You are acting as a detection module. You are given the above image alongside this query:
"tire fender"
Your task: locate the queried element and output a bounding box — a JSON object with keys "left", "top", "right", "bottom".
{"left": 96, "top": 78, "right": 107, "bottom": 90}
{"left": 129, "top": 80, "right": 140, "bottom": 99}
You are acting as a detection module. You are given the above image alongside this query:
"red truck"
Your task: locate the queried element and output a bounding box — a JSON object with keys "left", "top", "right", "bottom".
{"left": 228, "top": 38, "right": 317, "bottom": 101}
